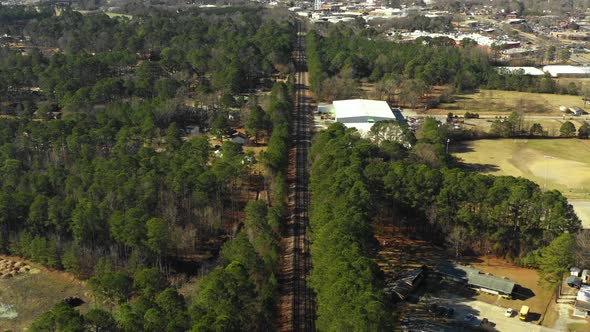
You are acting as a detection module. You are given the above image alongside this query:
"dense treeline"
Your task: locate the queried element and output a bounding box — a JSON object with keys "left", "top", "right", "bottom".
{"left": 374, "top": 164, "right": 581, "bottom": 258}
{"left": 0, "top": 103, "right": 249, "bottom": 274}
{"left": 309, "top": 123, "right": 392, "bottom": 330}
{"left": 305, "top": 23, "right": 581, "bottom": 105}
{"left": 0, "top": 6, "right": 297, "bottom": 330}
{"left": 189, "top": 82, "right": 292, "bottom": 330}
{"left": 26, "top": 80, "right": 292, "bottom": 331}
{"left": 306, "top": 24, "right": 492, "bottom": 101}
{"left": 0, "top": 7, "right": 295, "bottom": 108}
{"left": 364, "top": 118, "right": 581, "bottom": 259}
{"left": 309, "top": 120, "right": 580, "bottom": 325}
{"left": 0, "top": 4, "right": 52, "bottom": 27}
{"left": 485, "top": 70, "right": 581, "bottom": 95}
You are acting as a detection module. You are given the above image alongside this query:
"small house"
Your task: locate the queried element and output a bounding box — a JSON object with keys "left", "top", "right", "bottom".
{"left": 582, "top": 270, "right": 590, "bottom": 284}
{"left": 230, "top": 133, "right": 248, "bottom": 145}
{"left": 574, "top": 285, "right": 590, "bottom": 317}
{"left": 569, "top": 106, "right": 586, "bottom": 116}
{"left": 386, "top": 267, "right": 425, "bottom": 301}
{"left": 571, "top": 267, "right": 582, "bottom": 277}
{"left": 436, "top": 263, "right": 515, "bottom": 297}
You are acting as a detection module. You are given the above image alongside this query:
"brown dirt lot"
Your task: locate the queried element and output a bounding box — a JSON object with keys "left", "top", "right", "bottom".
{"left": 0, "top": 255, "right": 92, "bottom": 331}
{"left": 467, "top": 257, "right": 555, "bottom": 325}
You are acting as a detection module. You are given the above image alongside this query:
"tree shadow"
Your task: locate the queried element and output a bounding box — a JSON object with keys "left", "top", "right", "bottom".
{"left": 459, "top": 256, "right": 485, "bottom": 265}
{"left": 459, "top": 163, "right": 500, "bottom": 173}
{"left": 449, "top": 144, "right": 475, "bottom": 153}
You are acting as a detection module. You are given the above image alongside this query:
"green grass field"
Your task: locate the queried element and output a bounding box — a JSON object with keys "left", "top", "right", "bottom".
{"left": 0, "top": 256, "right": 92, "bottom": 330}
{"left": 437, "top": 89, "right": 586, "bottom": 115}
{"left": 453, "top": 139, "right": 590, "bottom": 227}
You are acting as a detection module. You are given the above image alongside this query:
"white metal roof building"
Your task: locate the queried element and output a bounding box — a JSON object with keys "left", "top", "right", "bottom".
{"left": 574, "top": 285, "right": 590, "bottom": 317}
{"left": 496, "top": 67, "right": 545, "bottom": 76}
{"left": 333, "top": 99, "right": 399, "bottom": 135}
{"left": 543, "top": 65, "right": 590, "bottom": 78}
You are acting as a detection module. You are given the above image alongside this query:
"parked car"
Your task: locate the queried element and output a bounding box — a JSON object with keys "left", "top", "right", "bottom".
{"left": 505, "top": 308, "right": 513, "bottom": 317}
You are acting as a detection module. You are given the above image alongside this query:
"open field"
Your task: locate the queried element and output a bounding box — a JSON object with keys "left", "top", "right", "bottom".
{"left": 0, "top": 255, "right": 92, "bottom": 331}
{"left": 453, "top": 139, "right": 590, "bottom": 228}
{"left": 434, "top": 89, "right": 586, "bottom": 116}
{"left": 454, "top": 117, "right": 589, "bottom": 135}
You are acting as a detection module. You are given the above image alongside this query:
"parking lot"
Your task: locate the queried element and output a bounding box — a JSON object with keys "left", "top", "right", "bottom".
{"left": 432, "top": 294, "right": 559, "bottom": 332}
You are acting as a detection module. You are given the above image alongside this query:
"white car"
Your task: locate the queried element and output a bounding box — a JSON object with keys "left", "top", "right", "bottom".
{"left": 505, "top": 308, "right": 514, "bottom": 317}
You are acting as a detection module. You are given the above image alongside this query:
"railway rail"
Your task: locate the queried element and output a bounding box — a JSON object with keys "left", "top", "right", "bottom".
{"left": 278, "top": 20, "right": 315, "bottom": 332}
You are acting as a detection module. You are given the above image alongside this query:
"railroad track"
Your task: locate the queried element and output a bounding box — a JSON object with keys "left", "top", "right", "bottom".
{"left": 278, "top": 20, "right": 315, "bottom": 332}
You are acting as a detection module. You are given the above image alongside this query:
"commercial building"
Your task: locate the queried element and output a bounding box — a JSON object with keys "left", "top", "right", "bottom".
{"left": 436, "top": 263, "right": 515, "bottom": 297}
{"left": 543, "top": 65, "right": 590, "bottom": 78}
{"left": 496, "top": 67, "right": 545, "bottom": 76}
{"left": 333, "top": 99, "right": 403, "bottom": 135}
{"left": 574, "top": 285, "right": 590, "bottom": 317}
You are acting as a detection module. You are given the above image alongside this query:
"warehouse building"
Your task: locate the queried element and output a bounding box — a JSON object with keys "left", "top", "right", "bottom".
{"left": 496, "top": 67, "right": 545, "bottom": 76}
{"left": 333, "top": 99, "right": 404, "bottom": 135}
{"left": 543, "top": 65, "right": 590, "bottom": 78}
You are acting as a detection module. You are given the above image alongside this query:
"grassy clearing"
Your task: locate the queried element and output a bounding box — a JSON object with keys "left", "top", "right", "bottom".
{"left": 557, "top": 77, "right": 590, "bottom": 92}
{"left": 453, "top": 138, "right": 590, "bottom": 227}
{"left": 453, "top": 139, "right": 590, "bottom": 192}
{"left": 458, "top": 117, "right": 588, "bottom": 135}
{"left": 0, "top": 256, "right": 92, "bottom": 331}
{"left": 435, "top": 89, "right": 586, "bottom": 116}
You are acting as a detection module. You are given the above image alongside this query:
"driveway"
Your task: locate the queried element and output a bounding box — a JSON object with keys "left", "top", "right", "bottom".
{"left": 432, "top": 294, "right": 559, "bottom": 332}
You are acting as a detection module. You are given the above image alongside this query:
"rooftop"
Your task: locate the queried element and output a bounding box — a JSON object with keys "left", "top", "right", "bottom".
{"left": 497, "top": 67, "right": 545, "bottom": 76}
{"left": 437, "top": 262, "right": 515, "bottom": 295}
{"left": 543, "top": 65, "right": 590, "bottom": 76}
{"left": 333, "top": 99, "right": 395, "bottom": 120}
{"left": 577, "top": 285, "right": 590, "bottom": 303}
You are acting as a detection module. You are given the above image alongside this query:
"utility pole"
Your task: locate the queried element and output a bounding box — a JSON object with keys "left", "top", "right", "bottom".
{"left": 544, "top": 155, "right": 552, "bottom": 190}
{"left": 314, "top": 0, "right": 322, "bottom": 11}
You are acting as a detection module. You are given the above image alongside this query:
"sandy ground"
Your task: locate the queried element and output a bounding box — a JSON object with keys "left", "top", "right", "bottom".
{"left": 454, "top": 139, "right": 590, "bottom": 228}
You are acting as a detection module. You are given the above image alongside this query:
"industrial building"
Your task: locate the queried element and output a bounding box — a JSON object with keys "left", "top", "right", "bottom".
{"left": 333, "top": 99, "right": 403, "bottom": 135}
{"left": 496, "top": 67, "right": 545, "bottom": 76}
{"left": 543, "top": 65, "right": 590, "bottom": 78}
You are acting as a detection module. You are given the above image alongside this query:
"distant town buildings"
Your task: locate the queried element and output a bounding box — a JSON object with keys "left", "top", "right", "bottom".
{"left": 496, "top": 65, "right": 590, "bottom": 78}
